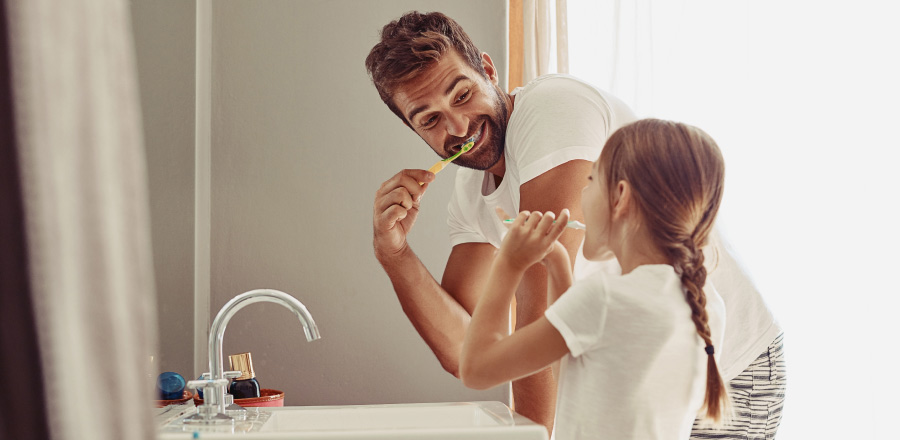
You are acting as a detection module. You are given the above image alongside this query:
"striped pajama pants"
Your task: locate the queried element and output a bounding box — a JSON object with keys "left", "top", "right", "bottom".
{"left": 690, "top": 332, "right": 787, "bottom": 440}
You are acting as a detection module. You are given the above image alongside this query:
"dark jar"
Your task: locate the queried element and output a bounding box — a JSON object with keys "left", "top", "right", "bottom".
{"left": 228, "top": 352, "right": 261, "bottom": 399}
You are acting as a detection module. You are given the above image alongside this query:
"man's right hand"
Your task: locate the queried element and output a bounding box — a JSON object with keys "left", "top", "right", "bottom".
{"left": 372, "top": 169, "right": 434, "bottom": 262}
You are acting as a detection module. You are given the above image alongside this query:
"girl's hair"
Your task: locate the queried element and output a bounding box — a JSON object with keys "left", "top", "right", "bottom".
{"left": 599, "top": 118, "right": 729, "bottom": 423}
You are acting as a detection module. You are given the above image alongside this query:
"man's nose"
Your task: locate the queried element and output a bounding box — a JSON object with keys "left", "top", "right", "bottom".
{"left": 445, "top": 112, "right": 469, "bottom": 138}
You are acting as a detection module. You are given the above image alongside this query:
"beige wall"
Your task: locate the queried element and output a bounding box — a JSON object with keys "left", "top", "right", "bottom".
{"left": 134, "top": 0, "right": 509, "bottom": 406}
{"left": 131, "top": 0, "right": 196, "bottom": 379}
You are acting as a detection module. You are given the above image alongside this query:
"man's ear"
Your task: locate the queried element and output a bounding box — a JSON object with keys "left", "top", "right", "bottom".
{"left": 611, "top": 180, "right": 632, "bottom": 220}
{"left": 481, "top": 52, "right": 499, "bottom": 85}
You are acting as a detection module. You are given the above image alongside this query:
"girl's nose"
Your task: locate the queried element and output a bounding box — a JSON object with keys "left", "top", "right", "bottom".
{"left": 445, "top": 112, "right": 469, "bottom": 138}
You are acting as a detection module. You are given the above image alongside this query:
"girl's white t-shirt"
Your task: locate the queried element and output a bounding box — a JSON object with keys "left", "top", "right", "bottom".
{"left": 545, "top": 265, "right": 726, "bottom": 440}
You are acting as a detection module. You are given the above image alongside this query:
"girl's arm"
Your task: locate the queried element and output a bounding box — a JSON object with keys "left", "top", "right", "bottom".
{"left": 541, "top": 241, "right": 573, "bottom": 382}
{"left": 460, "top": 210, "right": 572, "bottom": 390}
{"left": 544, "top": 241, "right": 574, "bottom": 305}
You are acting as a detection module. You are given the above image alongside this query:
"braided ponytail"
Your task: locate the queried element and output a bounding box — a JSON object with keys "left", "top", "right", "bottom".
{"left": 673, "top": 238, "right": 729, "bottom": 423}
{"left": 600, "top": 118, "right": 729, "bottom": 424}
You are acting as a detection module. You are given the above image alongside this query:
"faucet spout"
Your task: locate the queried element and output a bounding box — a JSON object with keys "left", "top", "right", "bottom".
{"left": 190, "top": 289, "right": 320, "bottom": 423}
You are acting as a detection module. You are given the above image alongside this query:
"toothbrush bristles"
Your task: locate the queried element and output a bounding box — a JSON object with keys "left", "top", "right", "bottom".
{"left": 461, "top": 137, "right": 475, "bottom": 152}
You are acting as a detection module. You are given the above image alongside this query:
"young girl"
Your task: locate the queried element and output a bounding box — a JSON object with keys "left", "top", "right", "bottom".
{"left": 460, "top": 118, "right": 729, "bottom": 440}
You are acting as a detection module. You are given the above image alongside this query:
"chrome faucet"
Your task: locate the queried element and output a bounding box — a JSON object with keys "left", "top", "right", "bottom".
{"left": 184, "top": 289, "right": 321, "bottom": 424}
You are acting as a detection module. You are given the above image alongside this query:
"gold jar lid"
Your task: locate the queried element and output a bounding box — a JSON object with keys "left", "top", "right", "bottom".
{"left": 228, "top": 352, "right": 256, "bottom": 380}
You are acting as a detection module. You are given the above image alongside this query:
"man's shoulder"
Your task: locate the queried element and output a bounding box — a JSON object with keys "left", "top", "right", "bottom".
{"left": 519, "top": 74, "right": 604, "bottom": 99}
{"left": 515, "top": 74, "right": 632, "bottom": 122}
{"left": 525, "top": 73, "right": 597, "bottom": 88}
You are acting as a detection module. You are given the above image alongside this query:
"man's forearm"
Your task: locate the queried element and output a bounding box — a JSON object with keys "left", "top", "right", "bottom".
{"left": 513, "top": 370, "right": 556, "bottom": 434}
{"left": 512, "top": 263, "right": 558, "bottom": 434}
{"left": 377, "top": 245, "right": 471, "bottom": 376}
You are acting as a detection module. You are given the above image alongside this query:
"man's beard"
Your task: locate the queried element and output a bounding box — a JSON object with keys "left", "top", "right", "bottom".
{"left": 449, "top": 85, "right": 508, "bottom": 171}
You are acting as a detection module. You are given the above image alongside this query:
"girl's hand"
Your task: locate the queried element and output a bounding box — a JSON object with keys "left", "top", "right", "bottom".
{"left": 498, "top": 209, "right": 570, "bottom": 272}
{"left": 542, "top": 240, "right": 570, "bottom": 268}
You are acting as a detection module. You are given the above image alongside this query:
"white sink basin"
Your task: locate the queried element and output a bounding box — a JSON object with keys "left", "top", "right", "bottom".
{"left": 157, "top": 401, "right": 547, "bottom": 440}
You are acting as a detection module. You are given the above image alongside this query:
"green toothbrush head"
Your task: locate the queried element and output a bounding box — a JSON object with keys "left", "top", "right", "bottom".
{"left": 443, "top": 136, "right": 477, "bottom": 163}
{"left": 461, "top": 136, "right": 475, "bottom": 153}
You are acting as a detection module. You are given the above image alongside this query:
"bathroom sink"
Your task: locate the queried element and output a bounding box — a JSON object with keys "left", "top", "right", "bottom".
{"left": 157, "top": 401, "right": 548, "bottom": 439}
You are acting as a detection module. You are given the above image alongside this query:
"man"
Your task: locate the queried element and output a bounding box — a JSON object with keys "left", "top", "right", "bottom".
{"left": 366, "top": 11, "right": 784, "bottom": 439}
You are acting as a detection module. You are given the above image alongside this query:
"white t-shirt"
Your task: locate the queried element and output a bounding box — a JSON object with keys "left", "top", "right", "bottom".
{"left": 446, "top": 74, "right": 780, "bottom": 381}
{"left": 448, "top": 74, "right": 637, "bottom": 262}
{"left": 544, "top": 265, "right": 726, "bottom": 440}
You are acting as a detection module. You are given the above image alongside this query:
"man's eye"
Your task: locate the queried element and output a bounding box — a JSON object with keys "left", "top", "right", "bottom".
{"left": 421, "top": 116, "right": 437, "bottom": 128}
{"left": 457, "top": 90, "right": 470, "bottom": 102}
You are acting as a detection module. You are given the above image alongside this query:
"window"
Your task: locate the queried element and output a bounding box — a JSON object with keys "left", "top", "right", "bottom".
{"left": 567, "top": 1, "right": 900, "bottom": 437}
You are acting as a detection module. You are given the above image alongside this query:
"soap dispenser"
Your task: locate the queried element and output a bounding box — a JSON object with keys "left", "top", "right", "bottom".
{"left": 228, "top": 352, "right": 261, "bottom": 399}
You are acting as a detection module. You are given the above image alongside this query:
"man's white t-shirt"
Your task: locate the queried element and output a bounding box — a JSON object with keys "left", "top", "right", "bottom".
{"left": 446, "top": 74, "right": 780, "bottom": 381}
{"left": 448, "top": 74, "right": 636, "bottom": 258}
{"left": 544, "top": 265, "right": 726, "bottom": 440}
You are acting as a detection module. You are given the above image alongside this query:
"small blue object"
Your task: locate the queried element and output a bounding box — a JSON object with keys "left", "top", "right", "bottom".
{"left": 196, "top": 374, "right": 205, "bottom": 399}
{"left": 192, "top": 432, "right": 200, "bottom": 439}
{"left": 156, "top": 372, "right": 186, "bottom": 400}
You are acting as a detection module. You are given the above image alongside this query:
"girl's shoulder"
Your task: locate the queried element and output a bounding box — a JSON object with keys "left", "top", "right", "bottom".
{"left": 612, "top": 264, "right": 679, "bottom": 291}
{"left": 563, "top": 264, "right": 682, "bottom": 312}
{"left": 602, "top": 265, "right": 688, "bottom": 311}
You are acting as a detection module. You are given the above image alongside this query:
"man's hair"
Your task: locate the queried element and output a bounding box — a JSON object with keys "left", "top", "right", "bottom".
{"left": 365, "top": 11, "right": 486, "bottom": 123}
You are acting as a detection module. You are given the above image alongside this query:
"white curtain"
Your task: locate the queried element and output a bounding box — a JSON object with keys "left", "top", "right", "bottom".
{"left": 522, "top": 0, "right": 569, "bottom": 84}
{"left": 566, "top": 0, "right": 659, "bottom": 115}
{"left": 567, "top": 0, "right": 900, "bottom": 438}
{"left": 6, "top": 0, "right": 158, "bottom": 439}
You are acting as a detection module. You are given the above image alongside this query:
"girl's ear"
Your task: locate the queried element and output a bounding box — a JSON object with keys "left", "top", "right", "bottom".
{"left": 611, "top": 180, "right": 632, "bottom": 220}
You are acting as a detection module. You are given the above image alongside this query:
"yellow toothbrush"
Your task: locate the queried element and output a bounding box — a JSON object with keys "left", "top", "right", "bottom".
{"left": 428, "top": 137, "right": 475, "bottom": 175}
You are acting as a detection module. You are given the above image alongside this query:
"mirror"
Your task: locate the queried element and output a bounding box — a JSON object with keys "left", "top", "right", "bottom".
{"left": 131, "top": 0, "right": 509, "bottom": 406}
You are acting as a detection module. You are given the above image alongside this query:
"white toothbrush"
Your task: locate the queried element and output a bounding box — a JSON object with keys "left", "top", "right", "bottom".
{"left": 495, "top": 207, "right": 586, "bottom": 230}
{"left": 501, "top": 218, "right": 586, "bottom": 230}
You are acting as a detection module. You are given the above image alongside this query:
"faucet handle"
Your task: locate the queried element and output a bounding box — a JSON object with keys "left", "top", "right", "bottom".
{"left": 216, "top": 370, "right": 248, "bottom": 418}
{"left": 196, "top": 371, "right": 242, "bottom": 380}
{"left": 183, "top": 379, "right": 234, "bottom": 426}
{"left": 186, "top": 378, "right": 229, "bottom": 394}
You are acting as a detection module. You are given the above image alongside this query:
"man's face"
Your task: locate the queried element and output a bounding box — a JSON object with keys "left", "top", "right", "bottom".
{"left": 392, "top": 50, "right": 509, "bottom": 172}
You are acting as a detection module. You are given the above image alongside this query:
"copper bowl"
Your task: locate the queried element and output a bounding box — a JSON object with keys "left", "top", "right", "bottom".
{"left": 193, "top": 388, "right": 285, "bottom": 407}
{"left": 155, "top": 390, "right": 193, "bottom": 407}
